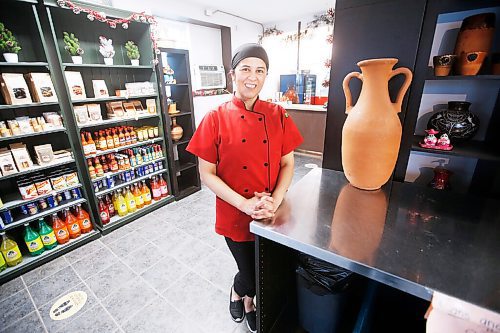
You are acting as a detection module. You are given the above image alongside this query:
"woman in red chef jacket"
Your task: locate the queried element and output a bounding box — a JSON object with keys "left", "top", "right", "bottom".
{"left": 186, "top": 43, "right": 303, "bottom": 333}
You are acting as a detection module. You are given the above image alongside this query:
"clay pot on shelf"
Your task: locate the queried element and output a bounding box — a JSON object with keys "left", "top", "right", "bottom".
{"left": 433, "top": 54, "right": 456, "bottom": 76}
{"left": 71, "top": 56, "right": 82, "bottom": 64}
{"left": 457, "top": 51, "right": 487, "bottom": 75}
{"left": 170, "top": 117, "right": 183, "bottom": 142}
{"left": 3, "top": 53, "right": 18, "bottom": 63}
{"left": 342, "top": 58, "right": 413, "bottom": 190}
{"left": 453, "top": 13, "right": 496, "bottom": 71}
{"left": 427, "top": 101, "right": 479, "bottom": 142}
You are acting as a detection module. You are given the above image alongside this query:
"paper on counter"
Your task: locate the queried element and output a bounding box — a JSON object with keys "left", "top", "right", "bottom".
{"left": 426, "top": 292, "right": 500, "bottom": 333}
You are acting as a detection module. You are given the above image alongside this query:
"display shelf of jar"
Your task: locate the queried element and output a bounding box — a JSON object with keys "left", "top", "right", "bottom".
{"left": 91, "top": 157, "right": 165, "bottom": 183}
{"left": 0, "top": 62, "right": 49, "bottom": 67}
{"left": 77, "top": 113, "right": 159, "bottom": 129}
{"left": 168, "top": 110, "right": 192, "bottom": 117}
{"left": 0, "top": 229, "right": 98, "bottom": 282}
{"left": 426, "top": 67, "right": 500, "bottom": 81}
{"left": 177, "top": 186, "right": 200, "bottom": 200}
{"left": 101, "top": 194, "right": 174, "bottom": 233}
{"left": 72, "top": 94, "right": 158, "bottom": 104}
{"left": 85, "top": 138, "right": 163, "bottom": 159}
{"left": 0, "top": 158, "right": 75, "bottom": 182}
{"left": 0, "top": 127, "right": 66, "bottom": 142}
{"left": 411, "top": 135, "right": 500, "bottom": 161}
{"left": 95, "top": 168, "right": 168, "bottom": 196}
{"left": 0, "top": 197, "right": 86, "bottom": 231}
{"left": 62, "top": 63, "right": 154, "bottom": 70}
{"left": 0, "top": 102, "right": 59, "bottom": 111}
{"left": 174, "top": 161, "right": 197, "bottom": 172}
{"left": 0, "top": 183, "right": 83, "bottom": 212}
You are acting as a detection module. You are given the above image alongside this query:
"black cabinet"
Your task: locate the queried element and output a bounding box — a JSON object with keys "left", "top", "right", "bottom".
{"left": 157, "top": 48, "right": 201, "bottom": 200}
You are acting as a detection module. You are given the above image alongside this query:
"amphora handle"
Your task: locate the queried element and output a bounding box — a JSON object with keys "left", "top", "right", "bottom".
{"left": 390, "top": 67, "right": 413, "bottom": 113}
{"left": 342, "top": 72, "right": 363, "bottom": 114}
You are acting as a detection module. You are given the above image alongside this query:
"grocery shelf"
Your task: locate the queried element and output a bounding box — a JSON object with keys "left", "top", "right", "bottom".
{"left": 62, "top": 63, "right": 153, "bottom": 70}
{"left": 85, "top": 137, "right": 163, "bottom": 158}
{"left": 101, "top": 195, "right": 174, "bottom": 234}
{"left": 173, "top": 138, "right": 190, "bottom": 146}
{"left": 77, "top": 113, "right": 159, "bottom": 129}
{"left": 0, "top": 127, "right": 66, "bottom": 142}
{"left": 0, "top": 197, "right": 86, "bottom": 231}
{"left": 175, "top": 161, "right": 197, "bottom": 172}
{"left": 0, "top": 184, "right": 83, "bottom": 212}
{"left": 0, "top": 158, "right": 75, "bottom": 182}
{"left": 72, "top": 94, "right": 158, "bottom": 104}
{"left": 94, "top": 169, "right": 168, "bottom": 196}
{"left": 91, "top": 157, "right": 165, "bottom": 183}
{"left": 0, "top": 62, "right": 49, "bottom": 67}
{"left": 0, "top": 102, "right": 59, "bottom": 111}
{"left": 0, "top": 230, "right": 99, "bottom": 284}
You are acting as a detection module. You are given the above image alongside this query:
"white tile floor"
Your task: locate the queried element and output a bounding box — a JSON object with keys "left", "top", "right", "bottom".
{"left": 0, "top": 153, "right": 322, "bottom": 333}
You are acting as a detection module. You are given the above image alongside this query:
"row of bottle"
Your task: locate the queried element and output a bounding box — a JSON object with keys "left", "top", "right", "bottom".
{"left": 93, "top": 161, "right": 163, "bottom": 192}
{"left": 81, "top": 126, "right": 159, "bottom": 156}
{"left": 87, "top": 144, "right": 163, "bottom": 180}
{"left": 0, "top": 205, "right": 92, "bottom": 270}
{"left": 98, "top": 176, "right": 168, "bottom": 223}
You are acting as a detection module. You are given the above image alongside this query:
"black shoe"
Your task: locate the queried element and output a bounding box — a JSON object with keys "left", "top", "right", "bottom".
{"left": 229, "top": 287, "right": 245, "bottom": 323}
{"left": 246, "top": 310, "right": 257, "bottom": 333}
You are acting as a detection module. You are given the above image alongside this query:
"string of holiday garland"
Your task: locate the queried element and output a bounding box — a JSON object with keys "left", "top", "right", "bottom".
{"left": 56, "top": 0, "right": 160, "bottom": 64}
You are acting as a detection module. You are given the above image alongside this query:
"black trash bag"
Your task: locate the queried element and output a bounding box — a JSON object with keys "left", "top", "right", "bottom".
{"left": 296, "top": 253, "right": 354, "bottom": 295}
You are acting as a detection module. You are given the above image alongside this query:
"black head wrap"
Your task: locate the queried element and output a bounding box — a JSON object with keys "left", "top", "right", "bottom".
{"left": 231, "top": 43, "right": 269, "bottom": 70}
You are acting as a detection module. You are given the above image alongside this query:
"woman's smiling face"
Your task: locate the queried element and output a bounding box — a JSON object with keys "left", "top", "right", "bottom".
{"left": 231, "top": 57, "right": 267, "bottom": 106}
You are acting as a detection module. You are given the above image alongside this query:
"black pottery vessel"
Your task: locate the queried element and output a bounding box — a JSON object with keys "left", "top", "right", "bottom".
{"left": 427, "top": 101, "right": 479, "bottom": 142}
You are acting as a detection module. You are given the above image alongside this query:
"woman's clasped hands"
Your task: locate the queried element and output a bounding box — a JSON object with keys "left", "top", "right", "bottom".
{"left": 240, "top": 192, "right": 276, "bottom": 220}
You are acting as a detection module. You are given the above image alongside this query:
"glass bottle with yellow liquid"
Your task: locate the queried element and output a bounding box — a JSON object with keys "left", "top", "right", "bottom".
{"left": 0, "top": 232, "right": 22, "bottom": 267}
{"left": 132, "top": 183, "right": 144, "bottom": 209}
{"left": 141, "top": 180, "right": 152, "bottom": 205}
{"left": 124, "top": 186, "right": 137, "bottom": 213}
{"left": 114, "top": 189, "right": 128, "bottom": 217}
{"left": 0, "top": 251, "right": 6, "bottom": 272}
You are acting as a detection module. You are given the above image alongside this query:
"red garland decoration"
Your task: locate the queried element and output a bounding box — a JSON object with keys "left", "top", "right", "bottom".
{"left": 56, "top": 0, "right": 160, "bottom": 64}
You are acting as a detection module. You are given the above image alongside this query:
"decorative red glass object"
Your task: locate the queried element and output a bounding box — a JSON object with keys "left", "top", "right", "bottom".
{"left": 429, "top": 167, "right": 453, "bottom": 190}
{"left": 419, "top": 129, "right": 453, "bottom": 151}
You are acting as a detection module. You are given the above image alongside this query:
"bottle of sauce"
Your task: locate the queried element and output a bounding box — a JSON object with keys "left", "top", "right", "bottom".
{"left": 0, "top": 232, "right": 23, "bottom": 266}
{"left": 81, "top": 133, "right": 89, "bottom": 156}
{"left": 141, "top": 180, "right": 152, "bottom": 205}
{"left": 94, "top": 157, "right": 104, "bottom": 178}
{"left": 51, "top": 213, "right": 69, "bottom": 244}
{"left": 101, "top": 155, "right": 109, "bottom": 173}
{"left": 63, "top": 208, "right": 81, "bottom": 239}
{"left": 86, "top": 132, "right": 96, "bottom": 155}
{"left": 98, "top": 196, "right": 110, "bottom": 225}
{"left": 106, "top": 130, "right": 115, "bottom": 149}
{"left": 74, "top": 204, "right": 93, "bottom": 233}
{"left": 38, "top": 218, "right": 57, "bottom": 250}
{"left": 24, "top": 223, "right": 45, "bottom": 256}
{"left": 159, "top": 175, "right": 169, "bottom": 198}
{"left": 113, "top": 128, "right": 120, "bottom": 147}
{"left": 88, "top": 159, "right": 96, "bottom": 179}
{"left": 105, "top": 194, "right": 115, "bottom": 217}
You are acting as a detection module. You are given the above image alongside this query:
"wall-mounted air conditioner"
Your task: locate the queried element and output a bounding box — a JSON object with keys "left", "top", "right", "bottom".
{"left": 193, "top": 65, "right": 226, "bottom": 90}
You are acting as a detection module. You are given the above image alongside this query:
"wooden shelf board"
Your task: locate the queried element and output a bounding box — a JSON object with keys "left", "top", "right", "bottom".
{"left": 411, "top": 136, "right": 500, "bottom": 161}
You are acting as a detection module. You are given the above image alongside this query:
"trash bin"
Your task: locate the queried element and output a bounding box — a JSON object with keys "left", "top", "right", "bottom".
{"left": 296, "top": 253, "right": 358, "bottom": 333}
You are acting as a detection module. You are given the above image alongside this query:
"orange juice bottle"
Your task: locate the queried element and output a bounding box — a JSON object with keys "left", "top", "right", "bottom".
{"left": 141, "top": 180, "right": 152, "bottom": 205}
{"left": 132, "top": 183, "right": 144, "bottom": 209}
{"left": 74, "top": 204, "right": 93, "bottom": 233}
{"left": 51, "top": 213, "right": 69, "bottom": 244}
{"left": 124, "top": 186, "right": 137, "bottom": 213}
{"left": 63, "top": 208, "right": 81, "bottom": 239}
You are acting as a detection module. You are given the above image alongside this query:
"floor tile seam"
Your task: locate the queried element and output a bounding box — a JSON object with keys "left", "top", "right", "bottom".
{"left": 23, "top": 256, "right": 71, "bottom": 288}
{"left": 67, "top": 263, "right": 125, "bottom": 332}
{"left": 158, "top": 294, "right": 208, "bottom": 333}
{"left": 70, "top": 256, "right": 119, "bottom": 283}
{"left": 28, "top": 274, "right": 85, "bottom": 310}
{"left": 148, "top": 268, "right": 190, "bottom": 295}
{"left": 52, "top": 302, "right": 101, "bottom": 333}
{"left": 20, "top": 276, "right": 49, "bottom": 333}
{"left": 0, "top": 283, "right": 28, "bottom": 306}
{"left": 186, "top": 269, "right": 230, "bottom": 300}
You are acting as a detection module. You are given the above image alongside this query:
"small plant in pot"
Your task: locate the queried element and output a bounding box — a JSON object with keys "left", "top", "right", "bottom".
{"left": 125, "top": 41, "right": 140, "bottom": 66}
{"left": 99, "top": 36, "right": 115, "bottom": 65}
{"left": 0, "top": 22, "right": 21, "bottom": 63}
{"left": 63, "top": 32, "right": 84, "bottom": 64}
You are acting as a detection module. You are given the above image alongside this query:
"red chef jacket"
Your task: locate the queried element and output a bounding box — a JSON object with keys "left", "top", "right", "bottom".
{"left": 186, "top": 96, "right": 303, "bottom": 241}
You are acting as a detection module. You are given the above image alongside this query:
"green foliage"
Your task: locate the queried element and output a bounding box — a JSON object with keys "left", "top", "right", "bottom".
{"left": 63, "top": 32, "right": 84, "bottom": 56}
{"left": 125, "top": 41, "right": 140, "bottom": 60}
{"left": 0, "top": 22, "right": 21, "bottom": 54}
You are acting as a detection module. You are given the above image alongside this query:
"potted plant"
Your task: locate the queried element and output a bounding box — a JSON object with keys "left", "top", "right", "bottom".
{"left": 99, "top": 36, "right": 115, "bottom": 65}
{"left": 125, "top": 41, "right": 140, "bottom": 66}
{"left": 0, "top": 22, "right": 21, "bottom": 63}
{"left": 63, "top": 32, "right": 84, "bottom": 64}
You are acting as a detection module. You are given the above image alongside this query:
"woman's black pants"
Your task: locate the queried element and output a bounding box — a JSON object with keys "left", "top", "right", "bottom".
{"left": 225, "top": 237, "right": 256, "bottom": 298}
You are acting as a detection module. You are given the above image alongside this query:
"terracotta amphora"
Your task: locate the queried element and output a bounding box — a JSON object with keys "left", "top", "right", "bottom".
{"left": 342, "top": 58, "right": 412, "bottom": 190}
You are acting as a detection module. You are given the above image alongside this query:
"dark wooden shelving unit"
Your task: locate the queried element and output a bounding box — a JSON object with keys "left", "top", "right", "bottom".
{"left": 157, "top": 48, "right": 201, "bottom": 200}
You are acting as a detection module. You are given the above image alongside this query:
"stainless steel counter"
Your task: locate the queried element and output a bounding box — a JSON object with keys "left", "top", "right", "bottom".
{"left": 250, "top": 168, "right": 500, "bottom": 314}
